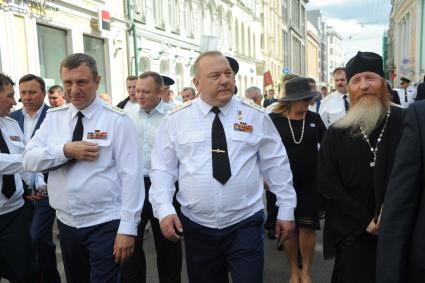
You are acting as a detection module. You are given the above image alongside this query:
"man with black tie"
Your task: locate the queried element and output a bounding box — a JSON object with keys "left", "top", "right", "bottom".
{"left": 0, "top": 73, "right": 46, "bottom": 283}
{"left": 10, "top": 74, "right": 61, "bottom": 283}
{"left": 149, "top": 51, "right": 296, "bottom": 283}
{"left": 397, "top": 77, "right": 416, "bottom": 107}
{"left": 23, "top": 53, "right": 144, "bottom": 282}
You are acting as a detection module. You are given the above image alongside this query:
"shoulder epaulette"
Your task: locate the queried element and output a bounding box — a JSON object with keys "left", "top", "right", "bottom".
{"left": 104, "top": 103, "right": 125, "bottom": 115}
{"left": 47, "top": 104, "right": 69, "bottom": 112}
{"left": 169, "top": 101, "right": 192, "bottom": 114}
{"left": 241, "top": 97, "right": 266, "bottom": 112}
{"left": 4, "top": 116, "right": 18, "bottom": 123}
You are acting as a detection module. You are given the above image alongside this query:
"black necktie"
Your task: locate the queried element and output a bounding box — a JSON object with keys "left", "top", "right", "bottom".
{"left": 42, "top": 111, "right": 84, "bottom": 172}
{"left": 72, "top": 111, "right": 84, "bottom": 141}
{"left": 0, "top": 129, "right": 16, "bottom": 198}
{"left": 343, "top": 95, "right": 349, "bottom": 112}
{"left": 211, "top": 107, "right": 231, "bottom": 185}
{"left": 404, "top": 89, "right": 408, "bottom": 103}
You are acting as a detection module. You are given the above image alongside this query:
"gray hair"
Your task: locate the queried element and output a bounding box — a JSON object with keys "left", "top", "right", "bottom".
{"left": 60, "top": 53, "right": 98, "bottom": 79}
{"left": 193, "top": 51, "right": 225, "bottom": 78}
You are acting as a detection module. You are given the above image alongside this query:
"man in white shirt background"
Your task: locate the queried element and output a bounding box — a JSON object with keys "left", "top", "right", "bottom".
{"left": 9, "top": 74, "right": 61, "bottom": 283}
{"left": 122, "top": 71, "right": 182, "bottom": 283}
{"left": 319, "top": 67, "right": 349, "bottom": 128}
{"left": 149, "top": 51, "right": 296, "bottom": 283}
{"left": 397, "top": 77, "right": 416, "bottom": 107}
{"left": 47, "top": 85, "right": 66, "bottom": 108}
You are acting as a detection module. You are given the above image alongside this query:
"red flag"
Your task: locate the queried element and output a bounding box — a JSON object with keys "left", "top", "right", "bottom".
{"left": 263, "top": 71, "right": 273, "bottom": 86}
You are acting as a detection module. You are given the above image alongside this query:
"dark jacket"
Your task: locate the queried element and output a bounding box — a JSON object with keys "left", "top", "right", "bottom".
{"left": 116, "top": 96, "right": 130, "bottom": 109}
{"left": 377, "top": 101, "right": 425, "bottom": 283}
{"left": 9, "top": 104, "right": 49, "bottom": 138}
{"left": 416, "top": 82, "right": 425, "bottom": 101}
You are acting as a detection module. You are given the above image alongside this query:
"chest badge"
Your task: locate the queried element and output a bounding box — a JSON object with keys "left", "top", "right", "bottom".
{"left": 310, "top": 123, "right": 316, "bottom": 128}
{"left": 234, "top": 110, "right": 253, "bottom": 133}
{"left": 9, "top": 135, "right": 21, "bottom": 142}
{"left": 87, "top": 130, "right": 108, "bottom": 140}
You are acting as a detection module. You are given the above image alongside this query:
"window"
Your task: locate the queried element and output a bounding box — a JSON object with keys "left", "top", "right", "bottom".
{"left": 37, "top": 24, "right": 68, "bottom": 87}
{"left": 134, "top": 0, "right": 146, "bottom": 21}
{"left": 330, "top": 48, "right": 333, "bottom": 55}
{"left": 83, "top": 35, "right": 107, "bottom": 94}
{"left": 154, "top": 0, "right": 164, "bottom": 28}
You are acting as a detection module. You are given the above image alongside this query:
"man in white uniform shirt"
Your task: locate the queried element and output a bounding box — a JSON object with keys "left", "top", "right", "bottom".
{"left": 0, "top": 73, "right": 46, "bottom": 283}
{"left": 397, "top": 77, "right": 416, "bottom": 108}
{"left": 149, "top": 51, "right": 296, "bottom": 283}
{"left": 9, "top": 74, "right": 61, "bottom": 283}
{"left": 23, "top": 53, "right": 144, "bottom": 283}
{"left": 122, "top": 72, "right": 181, "bottom": 283}
{"left": 319, "top": 67, "right": 349, "bottom": 128}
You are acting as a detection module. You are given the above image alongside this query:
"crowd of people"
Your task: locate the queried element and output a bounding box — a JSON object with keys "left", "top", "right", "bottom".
{"left": 1, "top": 50, "right": 425, "bottom": 283}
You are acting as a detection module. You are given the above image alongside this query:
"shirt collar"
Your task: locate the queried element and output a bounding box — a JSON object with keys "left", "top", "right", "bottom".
{"left": 197, "top": 96, "right": 234, "bottom": 117}
{"left": 138, "top": 100, "right": 168, "bottom": 115}
{"left": 22, "top": 104, "right": 45, "bottom": 119}
{"left": 70, "top": 97, "right": 101, "bottom": 120}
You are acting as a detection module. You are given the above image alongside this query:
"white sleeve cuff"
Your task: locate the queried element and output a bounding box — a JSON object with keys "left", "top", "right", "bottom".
{"left": 156, "top": 205, "right": 177, "bottom": 223}
{"left": 277, "top": 206, "right": 295, "bottom": 221}
{"left": 117, "top": 220, "right": 139, "bottom": 236}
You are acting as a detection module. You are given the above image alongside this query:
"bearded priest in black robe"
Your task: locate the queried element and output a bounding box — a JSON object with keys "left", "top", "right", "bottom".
{"left": 317, "top": 51, "right": 406, "bottom": 283}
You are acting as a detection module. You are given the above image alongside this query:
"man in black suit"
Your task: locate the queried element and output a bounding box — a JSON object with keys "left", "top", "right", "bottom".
{"left": 377, "top": 101, "right": 425, "bottom": 282}
{"left": 415, "top": 75, "right": 425, "bottom": 101}
{"left": 9, "top": 74, "right": 61, "bottom": 283}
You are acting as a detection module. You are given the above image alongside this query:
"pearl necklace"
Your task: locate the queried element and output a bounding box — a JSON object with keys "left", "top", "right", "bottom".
{"left": 287, "top": 114, "right": 305, "bottom": 145}
{"left": 359, "top": 109, "right": 391, "bottom": 167}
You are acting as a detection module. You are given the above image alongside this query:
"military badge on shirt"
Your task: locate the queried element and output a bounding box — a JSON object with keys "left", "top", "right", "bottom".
{"left": 87, "top": 130, "right": 108, "bottom": 140}
{"left": 234, "top": 110, "right": 253, "bottom": 133}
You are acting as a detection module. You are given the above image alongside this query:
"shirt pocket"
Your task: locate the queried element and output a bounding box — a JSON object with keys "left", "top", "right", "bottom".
{"left": 176, "top": 131, "right": 206, "bottom": 161}
{"left": 230, "top": 131, "right": 261, "bottom": 145}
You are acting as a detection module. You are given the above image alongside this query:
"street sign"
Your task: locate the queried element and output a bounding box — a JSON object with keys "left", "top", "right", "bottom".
{"left": 283, "top": 67, "right": 289, "bottom": 75}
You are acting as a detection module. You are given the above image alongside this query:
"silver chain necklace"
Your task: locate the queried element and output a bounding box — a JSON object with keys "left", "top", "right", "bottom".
{"left": 359, "top": 108, "right": 391, "bottom": 167}
{"left": 287, "top": 114, "right": 305, "bottom": 145}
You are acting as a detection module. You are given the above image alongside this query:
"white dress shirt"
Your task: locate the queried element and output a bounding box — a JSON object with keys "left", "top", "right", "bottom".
{"left": 0, "top": 117, "right": 45, "bottom": 215}
{"left": 127, "top": 100, "right": 173, "bottom": 176}
{"left": 397, "top": 87, "right": 416, "bottom": 108}
{"left": 22, "top": 105, "right": 44, "bottom": 143}
{"left": 149, "top": 96, "right": 296, "bottom": 229}
{"left": 319, "top": 91, "right": 348, "bottom": 128}
{"left": 123, "top": 100, "right": 138, "bottom": 111}
{"left": 23, "top": 98, "right": 144, "bottom": 236}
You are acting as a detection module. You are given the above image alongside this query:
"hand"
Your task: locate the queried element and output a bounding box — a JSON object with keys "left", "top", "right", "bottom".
{"left": 160, "top": 214, "right": 183, "bottom": 242}
{"left": 113, "top": 234, "right": 135, "bottom": 264}
{"left": 366, "top": 219, "right": 379, "bottom": 235}
{"left": 275, "top": 220, "right": 296, "bottom": 242}
{"left": 26, "top": 186, "right": 48, "bottom": 201}
{"left": 63, "top": 141, "right": 99, "bottom": 161}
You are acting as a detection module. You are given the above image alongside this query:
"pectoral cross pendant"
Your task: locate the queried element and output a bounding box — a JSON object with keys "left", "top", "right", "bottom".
{"left": 370, "top": 159, "right": 375, "bottom": 167}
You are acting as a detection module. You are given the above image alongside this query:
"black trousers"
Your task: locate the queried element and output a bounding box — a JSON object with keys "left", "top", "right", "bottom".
{"left": 31, "top": 198, "right": 61, "bottom": 283}
{"left": 120, "top": 177, "right": 182, "bottom": 283}
{"left": 0, "top": 201, "right": 37, "bottom": 283}
{"left": 181, "top": 210, "right": 265, "bottom": 283}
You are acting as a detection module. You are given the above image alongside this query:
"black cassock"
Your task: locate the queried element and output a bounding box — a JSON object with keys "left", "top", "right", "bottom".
{"left": 317, "top": 105, "right": 405, "bottom": 283}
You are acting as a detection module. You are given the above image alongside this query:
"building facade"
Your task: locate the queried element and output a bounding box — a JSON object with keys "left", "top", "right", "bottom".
{"left": 306, "top": 19, "right": 319, "bottom": 82}
{"left": 128, "top": 0, "right": 263, "bottom": 100}
{"left": 388, "top": 0, "right": 425, "bottom": 85}
{"left": 0, "top": 0, "right": 129, "bottom": 104}
{"left": 307, "top": 9, "right": 327, "bottom": 85}
{"left": 326, "top": 30, "right": 343, "bottom": 87}
{"left": 282, "top": 0, "right": 308, "bottom": 83}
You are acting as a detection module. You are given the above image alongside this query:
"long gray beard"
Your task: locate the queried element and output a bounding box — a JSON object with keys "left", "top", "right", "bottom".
{"left": 334, "top": 95, "right": 387, "bottom": 136}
